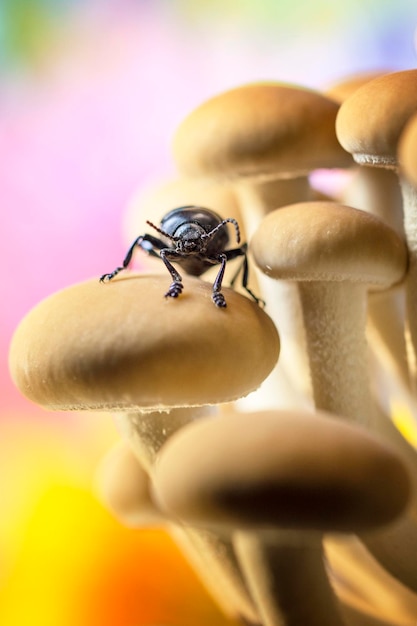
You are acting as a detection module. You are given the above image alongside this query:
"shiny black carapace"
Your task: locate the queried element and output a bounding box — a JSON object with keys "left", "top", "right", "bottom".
{"left": 100, "top": 205, "right": 262, "bottom": 307}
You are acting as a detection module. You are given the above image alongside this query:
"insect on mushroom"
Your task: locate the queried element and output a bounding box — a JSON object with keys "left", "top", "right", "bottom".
{"left": 100, "top": 205, "right": 263, "bottom": 308}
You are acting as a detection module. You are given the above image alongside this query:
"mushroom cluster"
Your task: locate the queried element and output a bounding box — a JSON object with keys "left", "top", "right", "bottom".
{"left": 9, "top": 72, "right": 417, "bottom": 625}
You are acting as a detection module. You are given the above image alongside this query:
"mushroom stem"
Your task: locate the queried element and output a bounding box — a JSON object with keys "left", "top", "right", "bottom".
{"left": 296, "top": 280, "right": 417, "bottom": 591}
{"left": 360, "top": 507, "right": 417, "bottom": 594}
{"left": 235, "top": 177, "right": 312, "bottom": 237}
{"left": 400, "top": 178, "right": 417, "bottom": 388}
{"left": 114, "top": 408, "right": 206, "bottom": 469}
{"left": 298, "top": 281, "right": 372, "bottom": 423}
{"left": 115, "top": 410, "right": 259, "bottom": 624}
{"left": 235, "top": 178, "right": 313, "bottom": 409}
{"left": 326, "top": 535, "right": 417, "bottom": 624}
{"left": 341, "top": 167, "right": 409, "bottom": 388}
{"left": 367, "top": 286, "right": 408, "bottom": 389}
{"left": 235, "top": 532, "right": 345, "bottom": 626}
{"left": 357, "top": 399, "right": 417, "bottom": 593}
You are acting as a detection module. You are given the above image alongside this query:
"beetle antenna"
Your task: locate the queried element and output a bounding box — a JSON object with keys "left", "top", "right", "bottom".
{"left": 146, "top": 220, "right": 177, "bottom": 242}
{"left": 203, "top": 218, "right": 241, "bottom": 244}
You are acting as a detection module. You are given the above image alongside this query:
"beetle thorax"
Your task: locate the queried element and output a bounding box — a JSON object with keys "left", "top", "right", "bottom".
{"left": 174, "top": 223, "right": 208, "bottom": 254}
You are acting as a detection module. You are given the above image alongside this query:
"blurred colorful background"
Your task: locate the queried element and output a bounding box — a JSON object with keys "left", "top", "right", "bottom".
{"left": 2, "top": 1, "right": 417, "bottom": 624}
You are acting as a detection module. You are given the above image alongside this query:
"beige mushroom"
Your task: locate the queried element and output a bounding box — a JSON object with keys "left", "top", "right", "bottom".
{"left": 173, "top": 83, "right": 351, "bottom": 186}
{"left": 153, "top": 409, "right": 410, "bottom": 626}
{"left": 251, "top": 201, "right": 407, "bottom": 423}
{"left": 95, "top": 441, "right": 165, "bottom": 528}
{"left": 326, "top": 71, "right": 407, "bottom": 390}
{"left": 173, "top": 82, "right": 352, "bottom": 407}
{"left": 335, "top": 69, "right": 417, "bottom": 387}
{"left": 9, "top": 272, "right": 279, "bottom": 623}
{"left": 9, "top": 274, "right": 278, "bottom": 410}
{"left": 325, "top": 71, "right": 393, "bottom": 105}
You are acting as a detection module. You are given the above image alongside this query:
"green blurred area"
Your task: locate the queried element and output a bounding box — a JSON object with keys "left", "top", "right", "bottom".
{"left": 0, "top": 0, "right": 71, "bottom": 71}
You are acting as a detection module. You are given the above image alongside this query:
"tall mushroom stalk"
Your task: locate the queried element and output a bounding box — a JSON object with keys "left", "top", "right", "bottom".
{"left": 153, "top": 409, "right": 410, "bottom": 626}
{"left": 9, "top": 272, "right": 280, "bottom": 624}
{"left": 172, "top": 82, "right": 353, "bottom": 408}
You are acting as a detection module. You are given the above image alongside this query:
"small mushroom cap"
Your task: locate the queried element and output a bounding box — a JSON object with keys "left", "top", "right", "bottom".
{"left": 399, "top": 111, "right": 417, "bottom": 188}
{"left": 325, "top": 70, "right": 388, "bottom": 103}
{"left": 250, "top": 201, "right": 407, "bottom": 287}
{"left": 173, "top": 83, "right": 352, "bottom": 181}
{"left": 336, "top": 69, "right": 417, "bottom": 167}
{"left": 95, "top": 442, "right": 163, "bottom": 527}
{"left": 153, "top": 410, "right": 411, "bottom": 533}
{"left": 9, "top": 274, "right": 279, "bottom": 411}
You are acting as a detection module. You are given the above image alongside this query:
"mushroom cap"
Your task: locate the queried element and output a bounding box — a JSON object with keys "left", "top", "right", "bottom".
{"left": 250, "top": 201, "right": 407, "bottom": 287}
{"left": 173, "top": 83, "right": 352, "bottom": 181}
{"left": 9, "top": 274, "right": 279, "bottom": 411}
{"left": 95, "top": 441, "right": 163, "bottom": 527}
{"left": 399, "top": 111, "right": 417, "bottom": 188}
{"left": 325, "top": 70, "right": 388, "bottom": 103}
{"left": 153, "top": 410, "right": 411, "bottom": 533}
{"left": 336, "top": 69, "right": 417, "bottom": 167}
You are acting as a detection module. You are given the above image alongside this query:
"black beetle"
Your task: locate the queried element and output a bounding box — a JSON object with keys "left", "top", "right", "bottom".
{"left": 100, "top": 205, "right": 262, "bottom": 308}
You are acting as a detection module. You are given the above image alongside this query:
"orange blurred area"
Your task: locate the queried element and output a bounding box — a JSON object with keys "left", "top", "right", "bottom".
{"left": 0, "top": 414, "right": 238, "bottom": 626}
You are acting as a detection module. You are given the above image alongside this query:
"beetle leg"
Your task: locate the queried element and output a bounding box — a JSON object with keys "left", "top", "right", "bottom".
{"left": 160, "top": 249, "right": 184, "bottom": 298}
{"left": 226, "top": 245, "right": 265, "bottom": 306}
{"left": 100, "top": 234, "right": 165, "bottom": 282}
{"left": 100, "top": 235, "right": 144, "bottom": 282}
{"left": 211, "top": 253, "right": 227, "bottom": 307}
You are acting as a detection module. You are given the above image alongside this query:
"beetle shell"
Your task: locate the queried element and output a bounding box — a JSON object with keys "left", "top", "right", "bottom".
{"left": 159, "top": 206, "right": 230, "bottom": 258}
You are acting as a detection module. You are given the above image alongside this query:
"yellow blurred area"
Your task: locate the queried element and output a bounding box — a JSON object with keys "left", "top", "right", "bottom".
{"left": 391, "top": 401, "right": 417, "bottom": 448}
{"left": 0, "top": 413, "right": 238, "bottom": 626}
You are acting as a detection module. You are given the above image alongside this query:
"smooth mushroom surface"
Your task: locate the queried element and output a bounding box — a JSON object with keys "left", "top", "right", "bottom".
{"left": 251, "top": 201, "right": 406, "bottom": 286}
{"left": 325, "top": 70, "right": 391, "bottom": 104}
{"left": 9, "top": 273, "right": 279, "bottom": 411}
{"left": 153, "top": 409, "right": 410, "bottom": 533}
